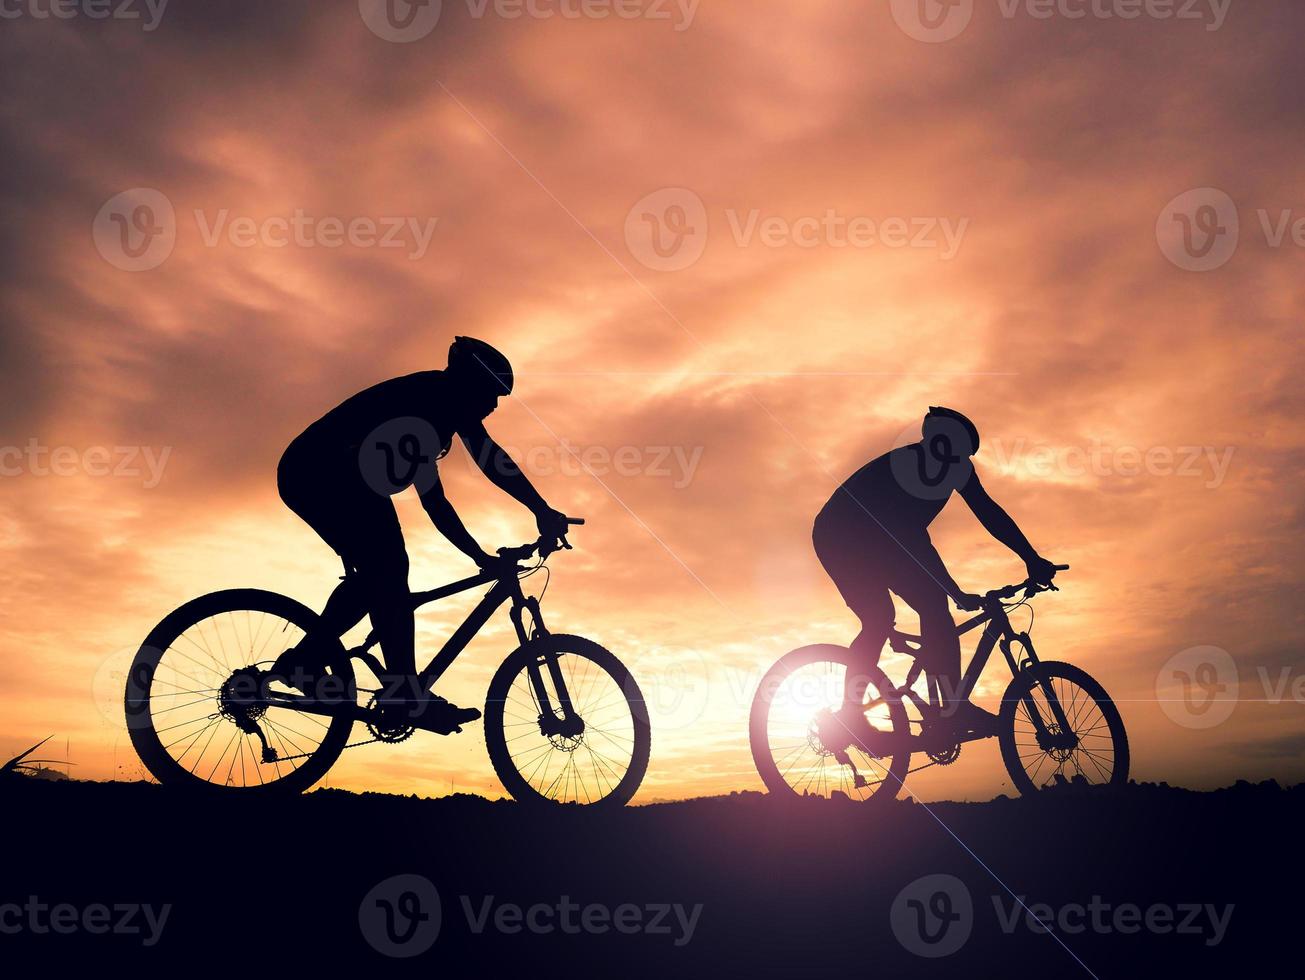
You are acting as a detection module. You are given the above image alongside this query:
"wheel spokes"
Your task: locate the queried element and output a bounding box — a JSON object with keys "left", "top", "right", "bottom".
{"left": 500, "top": 653, "right": 636, "bottom": 805}
{"left": 145, "top": 610, "right": 335, "bottom": 788}
{"left": 765, "top": 661, "right": 896, "bottom": 801}
{"left": 1011, "top": 676, "right": 1117, "bottom": 788}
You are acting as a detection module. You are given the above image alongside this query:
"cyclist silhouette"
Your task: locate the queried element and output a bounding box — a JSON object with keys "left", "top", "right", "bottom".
{"left": 270, "top": 337, "right": 573, "bottom": 732}
{"left": 814, "top": 407, "right": 1061, "bottom": 735}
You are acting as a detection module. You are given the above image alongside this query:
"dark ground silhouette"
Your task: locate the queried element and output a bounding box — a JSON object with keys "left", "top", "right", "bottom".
{"left": 3, "top": 777, "right": 1295, "bottom": 975}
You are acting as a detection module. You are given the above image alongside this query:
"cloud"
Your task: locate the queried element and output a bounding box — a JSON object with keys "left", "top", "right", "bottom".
{"left": 1, "top": 1, "right": 1303, "bottom": 798}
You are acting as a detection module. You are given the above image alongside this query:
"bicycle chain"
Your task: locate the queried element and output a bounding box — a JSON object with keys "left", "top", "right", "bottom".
{"left": 261, "top": 687, "right": 398, "bottom": 763}
{"left": 271, "top": 735, "right": 382, "bottom": 764}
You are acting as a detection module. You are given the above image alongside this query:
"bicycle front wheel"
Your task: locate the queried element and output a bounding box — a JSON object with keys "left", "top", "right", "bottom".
{"left": 998, "top": 661, "right": 1129, "bottom": 795}
{"left": 484, "top": 635, "right": 651, "bottom": 809}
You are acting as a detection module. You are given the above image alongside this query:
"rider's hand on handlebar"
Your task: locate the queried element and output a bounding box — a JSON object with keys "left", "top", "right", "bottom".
{"left": 535, "top": 506, "right": 570, "bottom": 541}
{"left": 535, "top": 507, "right": 581, "bottom": 557}
{"left": 1025, "top": 554, "right": 1064, "bottom": 587}
{"left": 954, "top": 592, "right": 984, "bottom": 612}
{"left": 472, "top": 549, "right": 498, "bottom": 571}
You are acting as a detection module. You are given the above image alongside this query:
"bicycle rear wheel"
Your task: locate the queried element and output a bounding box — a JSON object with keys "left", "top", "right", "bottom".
{"left": 125, "top": 589, "right": 356, "bottom": 795}
{"left": 484, "top": 635, "right": 651, "bottom": 809}
{"left": 998, "top": 661, "right": 1129, "bottom": 794}
{"left": 750, "top": 645, "right": 910, "bottom": 804}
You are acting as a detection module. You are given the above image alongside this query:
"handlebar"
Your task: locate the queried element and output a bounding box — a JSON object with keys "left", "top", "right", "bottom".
{"left": 984, "top": 564, "right": 1070, "bottom": 604}
{"left": 493, "top": 517, "right": 585, "bottom": 566}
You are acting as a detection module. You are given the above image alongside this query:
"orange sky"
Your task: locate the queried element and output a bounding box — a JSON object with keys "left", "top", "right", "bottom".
{"left": 1, "top": 1, "right": 1302, "bottom": 801}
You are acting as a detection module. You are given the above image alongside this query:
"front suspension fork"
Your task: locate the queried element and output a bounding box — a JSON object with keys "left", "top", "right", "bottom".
{"left": 514, "top": 598, "right": 584, "bottom": 739}
{"left": 1004, "top": 633, "right": 1074, "bottom": 743}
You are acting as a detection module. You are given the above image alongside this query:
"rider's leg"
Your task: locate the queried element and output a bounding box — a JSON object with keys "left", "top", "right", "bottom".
{"left": 889, "top": 541, "right": 964, "bottom": 711}
{"left": 272, "top": 472, "right": 393, "bottom": 688}
{"left": 812, "top": 518, "right": 894, "bottom": 710}
{"left": 842, "top": 591, "right": 894, "bottom": 710}
{"left": 910, "top": 585, "right": 998, "bottom": 736}
{"left": 914, "top": 591, "right": 962, "bottom": 711}
{"left": 364, "top": 577, "right": 416, "bottom": 686}
{"left": 349, "top": 526, "right": 417, "bottom": 696}
{"left": 350, "top": 525, "right": 481, "bottom": 730}
{"left": 316, "top": 569, "right": 370, "bottom": 638}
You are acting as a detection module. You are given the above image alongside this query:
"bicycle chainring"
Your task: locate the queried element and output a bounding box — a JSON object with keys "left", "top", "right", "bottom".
{"left": 926, "top": 742, "right": 962, "bottom": 766}
{"left": 364, "top": 695, "right": 415, "bottom": 744}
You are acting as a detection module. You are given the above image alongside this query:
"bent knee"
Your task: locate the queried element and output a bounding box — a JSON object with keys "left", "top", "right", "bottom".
{"left": 850, "top": 593, "right": 895, "bottom": 634}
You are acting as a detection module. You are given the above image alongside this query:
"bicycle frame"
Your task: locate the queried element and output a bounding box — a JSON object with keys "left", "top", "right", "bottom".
{"left": 895, "top": 601, "right": 1034, "bottom": 707}
{"left": 888, "top": 594, "right": 1074, "bottom": 745}
{"left": 265, "top": 562, "right": 582, "bottom": 732}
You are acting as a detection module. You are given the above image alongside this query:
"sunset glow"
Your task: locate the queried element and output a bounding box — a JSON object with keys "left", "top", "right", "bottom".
{"left": 3, "top": 1, "right": 1302, "bottom": 804}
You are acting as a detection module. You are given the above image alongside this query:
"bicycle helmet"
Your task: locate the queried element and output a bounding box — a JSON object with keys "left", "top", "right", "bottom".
{"left": 923, "top": 406, "right": 980, "bottom": 455}
{"left": 448, "top": 336, "right": 514, "bottom": 395}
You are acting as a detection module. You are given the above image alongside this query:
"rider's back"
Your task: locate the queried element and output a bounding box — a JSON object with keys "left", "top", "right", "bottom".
{"left": 816, "top": 446, "right": 964, "bottom": 542}
{"left": 283, "top": 370, "right": 466, "bottom": 476}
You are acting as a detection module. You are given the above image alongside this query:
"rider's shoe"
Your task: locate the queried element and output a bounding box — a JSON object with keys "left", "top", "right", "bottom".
{"left": 830, "top": 704, "right": 894, "bottom": 758}
{"left": 410, "top": 694, "right": 482, "bottom": 734}
{"left": 375, "top": 688, "right": 482, "bottom": 735}
{"left": 942, "top": 700, "right": 1001, "bottom": 738}
{"left": 265, "top": 643, "right": 327, "bottom": 696}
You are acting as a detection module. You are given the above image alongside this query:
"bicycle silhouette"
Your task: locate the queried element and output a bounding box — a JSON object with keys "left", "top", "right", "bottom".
{"left": 750, "top": 567, "right": 1129, "bottom": 802}
{"left": 125, "top": 522, "right": 651, "bottom": 807}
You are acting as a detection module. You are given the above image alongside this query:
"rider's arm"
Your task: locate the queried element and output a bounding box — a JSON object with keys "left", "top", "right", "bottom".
{"left": 418, "top": 470, "right": 493, "bottom": 567}
{"left": 958, "top": 469, "right": 1040, "bottom": 562}
{"left": 459, "top": 425, "right": 567, "bottom": 535}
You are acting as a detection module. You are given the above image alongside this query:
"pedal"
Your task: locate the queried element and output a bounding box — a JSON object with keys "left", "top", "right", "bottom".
{"left": 407, "top": 712, "right": 477, "bottom": 736}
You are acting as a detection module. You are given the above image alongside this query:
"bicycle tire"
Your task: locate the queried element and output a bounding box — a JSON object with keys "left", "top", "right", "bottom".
{"left": 484, "top": 634, "right": 650, "bottom": 809}
{"left": 998, "top": 660, "right": 1130, "bottom": 795}
{"left": 125, "top": 589, "right": 356, "bottom": 795}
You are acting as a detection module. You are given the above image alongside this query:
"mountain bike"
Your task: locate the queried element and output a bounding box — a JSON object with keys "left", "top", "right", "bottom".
{"left": 124, "top": 522, "right": 651, "bottom": 807}
{"left": 750, "top": 567, "right": 1128, "bottom": 803}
